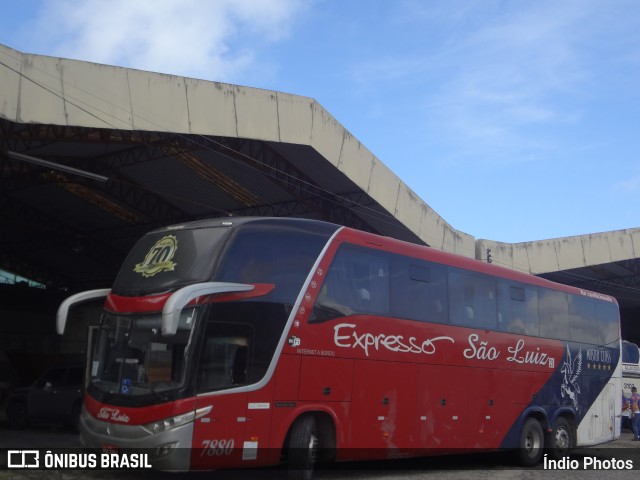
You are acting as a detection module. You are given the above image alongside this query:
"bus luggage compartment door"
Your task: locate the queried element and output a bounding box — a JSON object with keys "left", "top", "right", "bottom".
{"left": 349, "top": 360, "right": 418, "bottom": 459}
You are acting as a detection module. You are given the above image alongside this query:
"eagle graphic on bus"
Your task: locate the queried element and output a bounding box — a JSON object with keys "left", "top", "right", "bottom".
{"left": 560, "top": 345, "right": 583, "bottom": 411}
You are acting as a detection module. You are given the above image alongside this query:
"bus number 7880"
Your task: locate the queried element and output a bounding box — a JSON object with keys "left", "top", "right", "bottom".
{"left": 200, "top": 439, "right": 235, "bottom": 457}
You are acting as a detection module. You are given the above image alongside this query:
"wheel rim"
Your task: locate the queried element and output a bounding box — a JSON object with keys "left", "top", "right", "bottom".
{"left": 525, "top": 428, "right": 541, "bottom": 456}
{"left": 308, "top": 433, "right": 318, "bottom": 463}
{"left": 555, "top": 426, "right": 570, "bottom": 450}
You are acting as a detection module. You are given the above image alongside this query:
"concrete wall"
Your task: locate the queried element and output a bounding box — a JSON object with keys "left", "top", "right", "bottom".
{"left": 476, "top": 228, "right": 640, "bottom": 275}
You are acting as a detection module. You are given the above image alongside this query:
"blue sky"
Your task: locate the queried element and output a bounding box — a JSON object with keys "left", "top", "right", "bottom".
{"left": 1, "top": 0, "right": 639, "bottom": 243}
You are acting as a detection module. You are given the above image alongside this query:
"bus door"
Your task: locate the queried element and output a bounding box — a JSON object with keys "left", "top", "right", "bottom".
{"left": 191, "top": 329, "right": 252, "bottom": 468}
{"left": 590, "top": 381, "right": 616, "bottom": 443}
{"left": 242, "top": 382, "right": 275, "bottom": 466}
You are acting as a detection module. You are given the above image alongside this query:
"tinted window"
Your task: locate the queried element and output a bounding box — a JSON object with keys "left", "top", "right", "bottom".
{"left": 308, "top": 241, "right": 621, "bottom": 347}
{"left": 497, "top": 281, "right": 539, "bottom": 335}
{"left": 448, "top": 268, "right": 497, "bottom": 330}
{"left": 198, "top": 322, "right": 253, "bottom": 391}
{"left": 312, "top": 245, "right": 389, "bottom": 322}
{"left": 37, "top": 368, "right": 67, "bottom": 388}
{"left": 197, "top": 302, "right": 289, "bottom": 392}
{"left": 215, "top": 224, "right": 333, "bottom": 304}
{"left": 596, "top": 300, "right": 620, "bottom": 345}
{"left": 569, "top": 295, "right": 598, "bottom": 344}
{"left": 622, "top": 340, "right": 640, "bottom": 364}
{"left": 114, "top": 226, "right": 230, "bottom": 296}
{"left": 391, "top": 258, "right": 448, "bottom": 324}
{"left": 539, "top": 289, "right": 570, "bottom": 340}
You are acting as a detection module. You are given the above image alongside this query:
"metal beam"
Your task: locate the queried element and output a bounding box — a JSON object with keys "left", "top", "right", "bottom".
{"left": 177, "top": 135, "right": 381, "bottom": 233}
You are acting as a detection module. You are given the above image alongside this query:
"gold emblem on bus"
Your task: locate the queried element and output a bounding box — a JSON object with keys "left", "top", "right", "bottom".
{"left": 134, "top": 235, "right": 178, "bottom": 278}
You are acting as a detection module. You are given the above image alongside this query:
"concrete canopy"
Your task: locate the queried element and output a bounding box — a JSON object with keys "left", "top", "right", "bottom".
{"left": 0, "top": 44, "right": 472, "bottom": 291}
{"left": 478, "top": 232, "right": 640, "bottom": 318}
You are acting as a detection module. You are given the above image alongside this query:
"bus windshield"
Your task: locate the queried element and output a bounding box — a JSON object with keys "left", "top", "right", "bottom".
{"left": 89, "top": 307, "right": 199, "bottom": 397}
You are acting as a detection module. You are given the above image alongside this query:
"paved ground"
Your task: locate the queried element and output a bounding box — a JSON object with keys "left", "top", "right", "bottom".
{"left": 0, "top": 398, "right": 638, "bottom": 479}
{"left": 0, "top": 432, "right": 638, "bottom": 480}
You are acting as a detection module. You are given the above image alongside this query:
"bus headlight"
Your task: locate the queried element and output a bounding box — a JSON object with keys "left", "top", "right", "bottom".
{"left": 143, "top": 411, "right": 195, "bottom": 434}
{"left": 142, "top": 406, "right": 211, "bottom": 435}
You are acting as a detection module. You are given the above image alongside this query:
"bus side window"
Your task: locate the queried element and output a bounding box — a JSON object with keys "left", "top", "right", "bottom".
{"left": 390, "top": 259, "right": 448, "bottom": 324}
{"left": 496, "top": 281, "right": 539, "bottom": 336}
{"left": 197, "top": 322, "right": 251, "bottom": 392}
{"left": 568, "top": 295, "right": 598, "bottom": 344}
{"left": 448, "top": 268, "right": 497, "bottom": 330}
{"left": 311, "top": 245, "right": 389, "bottom": 322}
{"left": 538, "top": 288, "right": 570, "bottom": 340}
{"left": 596, "top": 300, "right": 620, "bottom": 345}
{"left": 622, "top": 340, "right": 640, "bottom": 364}
{"left": 311, "top": 251, "right": 357, "bottom": 322}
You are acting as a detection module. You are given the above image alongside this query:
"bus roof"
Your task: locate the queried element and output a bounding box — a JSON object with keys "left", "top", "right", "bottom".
{"left": 147, "top": 216, "right": 341, "bottom": 235}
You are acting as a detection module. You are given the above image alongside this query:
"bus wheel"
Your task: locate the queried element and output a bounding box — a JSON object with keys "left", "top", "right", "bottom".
{"left": 517, "top": 418, "right": 544, "bottom": 467}
{"left": 287, "top": 416, "right": 318, "bottom": 480}
{"left": 546, "top": 417, "right": 573, "bottom": 460}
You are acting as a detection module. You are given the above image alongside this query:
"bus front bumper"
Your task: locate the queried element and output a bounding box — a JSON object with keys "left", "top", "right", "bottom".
{"left": 79, "top": 405, "right": 193, "bottom": 471}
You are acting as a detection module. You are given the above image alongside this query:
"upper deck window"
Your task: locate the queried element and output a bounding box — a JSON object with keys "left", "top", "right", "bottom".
{"left": 539, "top": 289, "right": 570, "bottom": 340}
{"left": 596, "top": 300, "right": 620, "bottom": 346}
{"left": 214, "top": 223, "right": 335, "bottom": 304}
{"left": 569, "top": 295, "right": 598, "bottom": 344}
{"left": 312, "top": 244, "right": 390, "bottom": 322}
{"left": 113, "top": 226, "right": 230, "bottom": 296}
{"left": 448, "top": 268, "right": 497, "bottom": 330}
{"left": 112, "top": 220, "right": 336, "bottom": 301}
{"left": 392, "top": 260, "right": 448, "bottom": 324}
{"left": 496, "top": 281, "right": 539, "bottom": 335}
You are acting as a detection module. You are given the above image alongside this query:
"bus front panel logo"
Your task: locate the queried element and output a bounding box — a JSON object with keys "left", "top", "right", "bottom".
{"left": 134, "top": 235, "right": 178, "bottom": 278}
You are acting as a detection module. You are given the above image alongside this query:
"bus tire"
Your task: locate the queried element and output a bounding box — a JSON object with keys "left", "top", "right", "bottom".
{"left": 287, "top": 415, "right": 318, "bottom": 480}
{"left": 517, "top": 418, "right": 544, "bottom": 467}
{"left": 546, "top": 417, "right": 573, "bottom": 460}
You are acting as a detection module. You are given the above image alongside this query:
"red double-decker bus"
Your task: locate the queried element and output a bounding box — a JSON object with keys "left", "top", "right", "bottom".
{"left": 57, "top": 217, "right": 621, "bottom": 478}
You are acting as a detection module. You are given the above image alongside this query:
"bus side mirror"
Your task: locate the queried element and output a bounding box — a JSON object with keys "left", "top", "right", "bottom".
{"left": 161, "top": 282, "right": 254, "bottom": 335}
{"left": 56, "top": 289, "right": 111, "bottom": 334}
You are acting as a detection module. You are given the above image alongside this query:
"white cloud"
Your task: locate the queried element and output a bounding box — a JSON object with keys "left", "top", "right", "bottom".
{"left": 345, "top": 1, "right": 636, "bottom": 165}
{"left": 617, "top": 173, "right": 640, "bottom": 193}
{"left": 425, "top": 3, "right": 597, "bottom": 156}
{"left": 32, "top": 0, "right": 304, "bottom": 82}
